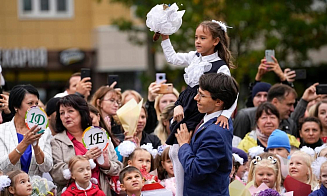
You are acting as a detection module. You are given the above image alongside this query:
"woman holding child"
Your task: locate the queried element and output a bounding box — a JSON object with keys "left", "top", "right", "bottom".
{"left": 50, "top": 94, "right": 122, "bottom": 195}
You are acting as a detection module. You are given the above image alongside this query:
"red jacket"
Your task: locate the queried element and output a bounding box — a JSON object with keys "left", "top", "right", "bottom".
{"left": 61, "top": 182, "right": 106, "bottom": 196}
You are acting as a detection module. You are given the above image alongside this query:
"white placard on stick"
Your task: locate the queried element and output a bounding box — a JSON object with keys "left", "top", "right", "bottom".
{"left": 82, "top": 126, "right": 109, "bottom": 164}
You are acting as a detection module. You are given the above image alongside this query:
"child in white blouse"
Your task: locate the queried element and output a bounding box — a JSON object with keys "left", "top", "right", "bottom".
{"left": 160, "top": 20, "right": 238, "bottom": 196}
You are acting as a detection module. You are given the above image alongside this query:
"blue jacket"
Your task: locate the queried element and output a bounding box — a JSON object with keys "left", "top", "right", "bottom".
{"left": 309, "top": 185, "right": 327, "bottom": 196}
{"left": 178, "top": 117, "right": 233, "bottom": 196}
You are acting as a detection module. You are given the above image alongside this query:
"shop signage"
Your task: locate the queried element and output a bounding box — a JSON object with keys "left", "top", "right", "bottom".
{"left": 0, "top": 48, "right": 47, "bottom": 68}
{"left": 59, "top": 48, "right": 85, "bottom": 66}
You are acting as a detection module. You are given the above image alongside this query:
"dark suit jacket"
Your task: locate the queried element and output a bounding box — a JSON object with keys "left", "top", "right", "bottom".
{"left": 178, "top": 117, "right": 233, "bottom": 196}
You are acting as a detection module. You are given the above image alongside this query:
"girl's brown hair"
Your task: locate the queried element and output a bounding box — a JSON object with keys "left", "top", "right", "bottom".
{"left": 154, "top": 146, "right": 172, "bottom": 180}
{"left": 198, "top": 21, "right": 235, "bottom": 69}
{"left": 88, "top": 104, "right": 120, "bottom": 147}
{"left": 123, "top": 148, "right": 154, "bottom": 172}
{"left": 2, "top": 170, "right": 26, "bottom": 196}
{"left": 68, "top": 155, "right": 90, "bottom": 173}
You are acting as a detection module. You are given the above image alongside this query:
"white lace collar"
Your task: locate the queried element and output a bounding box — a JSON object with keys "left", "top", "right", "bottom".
{"left": 197, "top": 51, "right": 221, "bottom": 62}
{"left": 75, "top": 181, "right": 92, "bottom": 190}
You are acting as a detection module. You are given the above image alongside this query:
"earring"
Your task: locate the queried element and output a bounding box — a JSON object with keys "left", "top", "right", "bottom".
{"left": 14, "top": 108, "right": 18, "bottom": 112}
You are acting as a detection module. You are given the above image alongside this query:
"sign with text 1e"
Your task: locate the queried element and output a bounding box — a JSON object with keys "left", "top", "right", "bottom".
{"left": 25, "top": 106, "right": 48, "bottom": 146}
{"left": 82, "top": 126, "right": 109, "bottom": 164}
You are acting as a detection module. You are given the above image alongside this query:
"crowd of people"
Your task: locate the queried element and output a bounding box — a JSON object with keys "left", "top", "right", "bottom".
{"left": 0, "top": 19, "right": 326, "bottom": 196}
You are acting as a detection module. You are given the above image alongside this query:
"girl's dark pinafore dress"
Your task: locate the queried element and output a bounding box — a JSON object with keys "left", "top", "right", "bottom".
{"left": 166, "top": 59, "right": 227, "bottom": 145}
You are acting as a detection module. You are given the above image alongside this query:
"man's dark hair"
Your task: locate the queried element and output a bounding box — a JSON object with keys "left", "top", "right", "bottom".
{"left": 199, "top": 73, "right": 238, "bottom": 109}
{"left": 119, "top": 166, "right": 142, "bottom": 183}
{"left": 255, "top": 102, "right": 280, "bottom": 123}
{"left": 55, "top": 94, "right": 91, "bottom": 133}
{"left": 267, "top": 84, "right": 297, "bottom": 102}
{"left": 9, "top": 84, "right": 39, "bottom": 114}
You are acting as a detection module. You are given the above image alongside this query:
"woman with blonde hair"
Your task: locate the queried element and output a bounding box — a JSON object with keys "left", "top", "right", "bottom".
{"left": 90, "top": 86, "right": 124, "bottom": 142}
{"left": 121, "top": 90, "right": 142, "bottom": 105}
{"left": 154, "top": 103, "right": 175, "bottom": 144}
{"left": 145, "top": 81, "right": 179, "bottom": 134}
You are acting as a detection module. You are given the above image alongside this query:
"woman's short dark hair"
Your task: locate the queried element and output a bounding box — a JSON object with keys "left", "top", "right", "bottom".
{"left": 299, "top": 116, "right": 322, "bottom": 133}
{"left": 9, "top": 84, "right": 39, "bottom": 114}
{"left": 56, "top": 94, "right": 91, "bottom": 133}
{"left": 199, "top": 73, "right": 238, "bottom": 109}
{"left": 255, "top": 102, "right": 280, "bottom": 123}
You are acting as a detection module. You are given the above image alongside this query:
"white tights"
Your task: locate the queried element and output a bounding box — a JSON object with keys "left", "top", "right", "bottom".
{"left": 169, "top": 144, "right": 184, "bottom": 196}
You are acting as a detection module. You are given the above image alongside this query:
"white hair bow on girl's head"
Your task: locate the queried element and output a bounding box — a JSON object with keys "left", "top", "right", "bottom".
{"left": 0, "top": 175, "right": 11, "bottom": 191}
{"left": 312, "top": 157, "right": 327, "bottom": 179}
{"left": 211, "top": 20, "right": 233, "bottom": 33}
{"left": 248, "top": 146, "right": 264, "bottom": 159}
{"left": 141, "top": 143, "right": 158, "bottom": 158}
{"left": 117, "top": 141, "right": 137, "bottom": 158}
{"left": 232, "top": 153, "right": 244, "bottom": 165}
{"left": 300, "top": 146, "right": 315, "bottom": 157}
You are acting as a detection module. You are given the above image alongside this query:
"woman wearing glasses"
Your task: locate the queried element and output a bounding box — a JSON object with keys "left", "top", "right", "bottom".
{"left": 91, "top": 86, "right": 124, "bottom": 142}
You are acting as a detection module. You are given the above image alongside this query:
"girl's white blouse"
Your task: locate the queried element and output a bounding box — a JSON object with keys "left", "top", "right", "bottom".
{"left": 161, "top": 38, "right": 237, "bottom": 119}
{"left": 161, "top": 39, "right": 230, "bottom": 88}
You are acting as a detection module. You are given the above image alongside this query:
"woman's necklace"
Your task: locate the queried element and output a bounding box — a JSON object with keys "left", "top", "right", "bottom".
{"left": 15, "top": 119, "right": 28, "bottom": 135}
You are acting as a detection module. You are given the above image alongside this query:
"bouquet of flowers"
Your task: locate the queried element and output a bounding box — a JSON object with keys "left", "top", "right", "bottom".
{"left": 30, "top": 176, "right": 52, "bottom": 196}
{"left": 146, "top": 3, "right": 185, "bottom": 41}
{"left": 140, "top": 166, "right": 158, "bottom": 184}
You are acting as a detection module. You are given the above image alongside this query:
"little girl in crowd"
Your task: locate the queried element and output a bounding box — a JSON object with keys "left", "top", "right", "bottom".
{"left": 61, "top": 155, "right": 105, "bottom": 196}
{"left": 155, "top": 145, "right": 174, "bottom": 180}
{"left": 288, "top": 151, "right": 317, "bottom": 190}
{"left": 310, "top": 159, "right": 327, "bottom": 195}
{"left": 0, "top": 170, "right": 32, "bottom": 196}
{"left": 161, "top": 20, "right": 237, "bottom": 195}
{"left": 123, "top": 147, "right": 154, "bottom": 174}
{"left": 247, "top": 153, "right": 281, "bottom": 193}
{"left": 230, "top": 153, "right": 243, "bottom": 183}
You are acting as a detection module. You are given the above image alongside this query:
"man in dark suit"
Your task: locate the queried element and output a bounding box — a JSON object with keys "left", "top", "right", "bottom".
{"left": 175, "top": 73, "right": 239, "bottom": 196}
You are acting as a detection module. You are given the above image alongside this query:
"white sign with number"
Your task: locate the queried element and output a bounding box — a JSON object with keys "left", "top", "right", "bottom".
{"left": 82, "top": 126, "right": 109, "bottom": 164}
{"left": 25, "top": 106, "right": 48, "bottom": 146}
{"left": 25, "top": 106, "right": 48, "bottom": 131}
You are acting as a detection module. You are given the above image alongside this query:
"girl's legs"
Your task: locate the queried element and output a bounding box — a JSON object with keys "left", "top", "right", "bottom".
{"left": 169, "top": 144, "right": 184, "bottom": 196}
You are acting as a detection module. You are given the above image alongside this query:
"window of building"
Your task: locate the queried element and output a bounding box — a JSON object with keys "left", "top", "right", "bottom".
{"left": 18, "top": 0, "right": 74, "bottom": 19}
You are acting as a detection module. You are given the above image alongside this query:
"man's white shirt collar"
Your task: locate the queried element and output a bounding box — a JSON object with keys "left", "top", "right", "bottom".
{"left": 199, "top": 110, "right": 223, "bottom": 128}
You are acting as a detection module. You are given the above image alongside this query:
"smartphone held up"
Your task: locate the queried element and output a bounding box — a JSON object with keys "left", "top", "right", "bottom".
{"left": 108, "top": 75, "right": 119, "bottom": 88}
{"left": 265, "top": 50, "right": 275, "bottom": 63}
{"left": 81, "top": 68, "right": 91, "bottom": 81}
{"left": 156, "top": 73, "right": 173, "bottom": 94}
